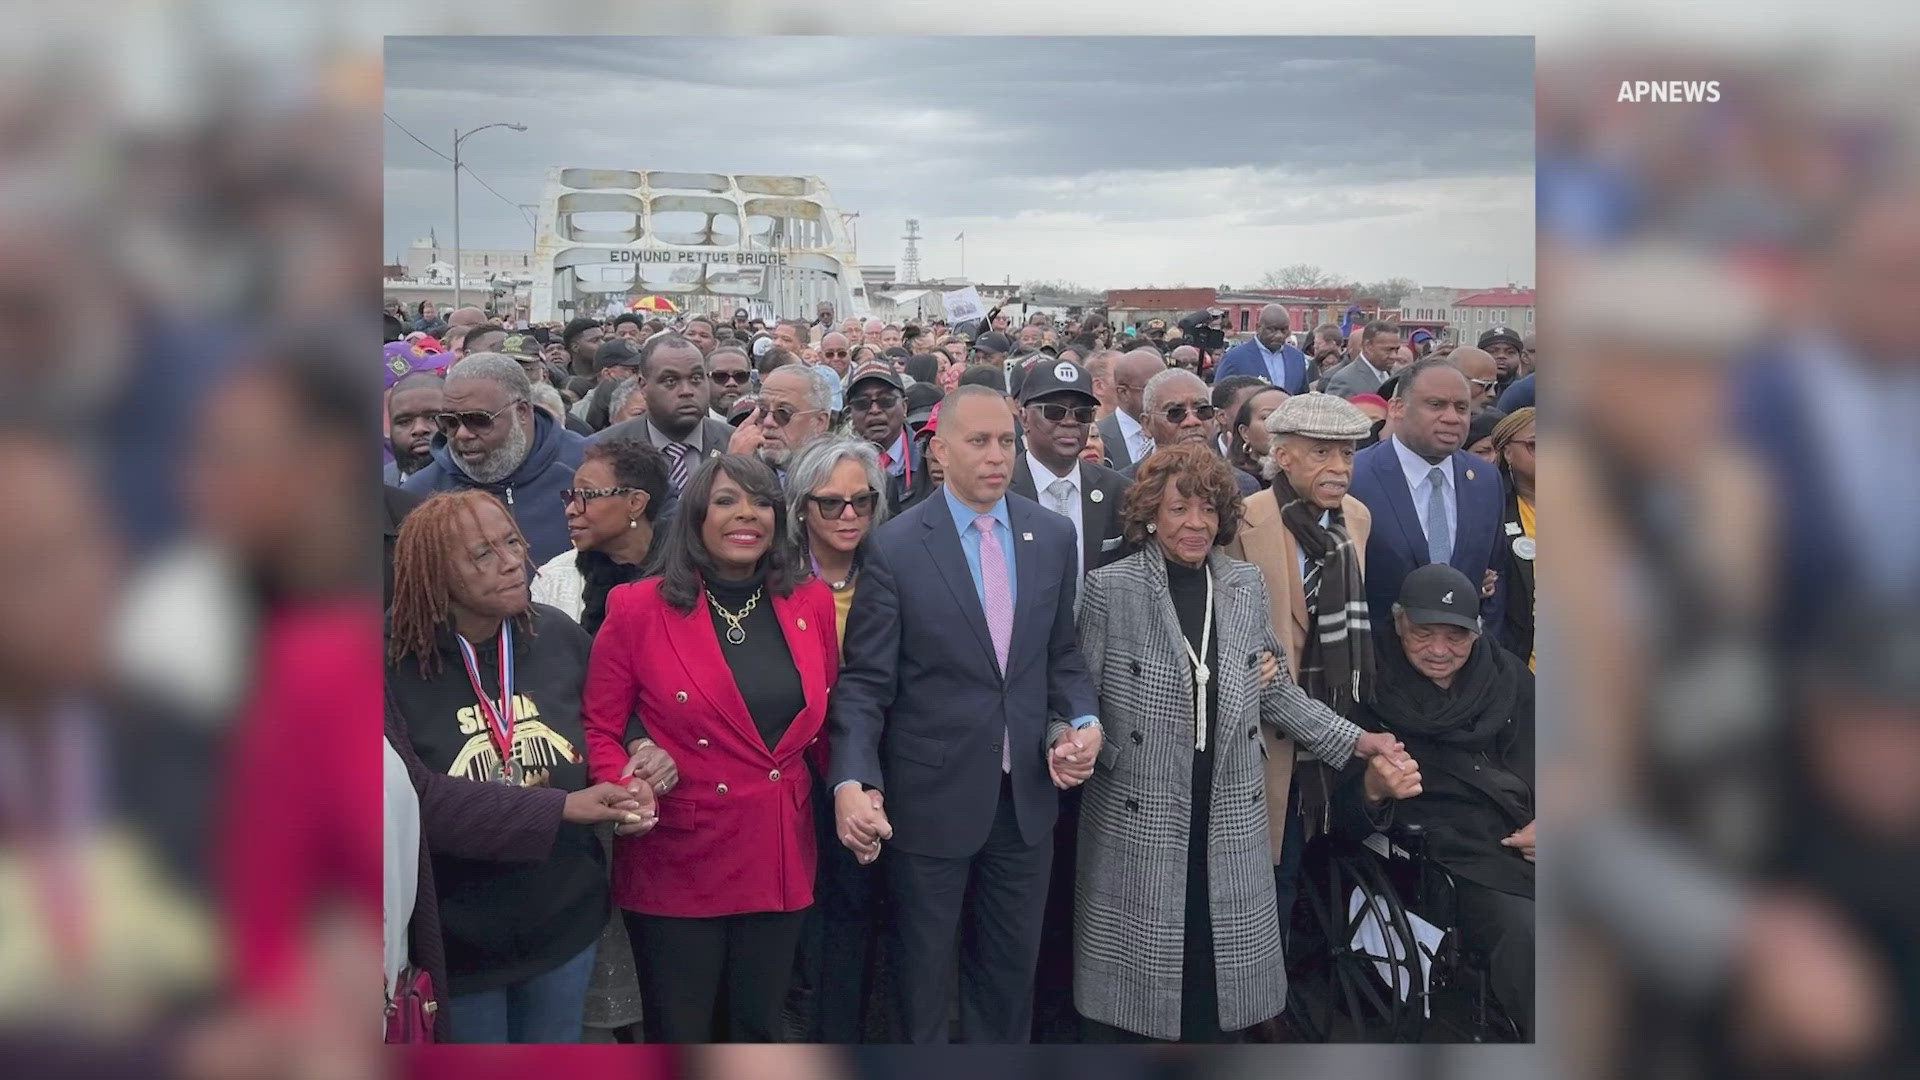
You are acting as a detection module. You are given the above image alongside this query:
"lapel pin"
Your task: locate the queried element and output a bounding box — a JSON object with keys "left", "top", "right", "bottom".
{"left": 1089, "top": 488, "right": 1104, "bottom": 503}
{"left": 1021, "top": 532, "right": 1033, "bottom": 541}
{"left": 797, "top": 618, "right": 807, "bottom": 631}
{"left": 1465, "top": 468, "right": 1475, "bottom": 481}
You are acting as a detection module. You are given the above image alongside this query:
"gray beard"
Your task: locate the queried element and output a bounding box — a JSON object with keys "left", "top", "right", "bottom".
{"left": 456, "top": 421, "right": 531, "bottom": 484}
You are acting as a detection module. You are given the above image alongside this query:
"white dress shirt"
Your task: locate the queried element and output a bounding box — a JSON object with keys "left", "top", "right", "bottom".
{"left": 1391, "top": 434, "right": 1456, "bottom": 549}
{"left": 1026, "top": 453, "right": 1085, "bottom": 578}
{"left": 1114, "top": 408, "right": 1151, "bottom": 463}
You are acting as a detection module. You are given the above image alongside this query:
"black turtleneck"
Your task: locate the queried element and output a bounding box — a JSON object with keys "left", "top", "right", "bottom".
{"left": 704, "top": 571, "right": 805, "bottom": 751}
{"left": 1163, "top": 555, "right": 1229, "bottom": 1041}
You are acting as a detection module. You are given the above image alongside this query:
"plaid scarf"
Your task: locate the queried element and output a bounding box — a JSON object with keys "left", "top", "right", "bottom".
{"left": 1273, "top": 476, "right": 1374, "bottom": 713}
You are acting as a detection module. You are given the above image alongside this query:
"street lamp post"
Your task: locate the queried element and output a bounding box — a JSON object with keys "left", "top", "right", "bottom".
{"left": 452, "top": 122, "right": 527, "bottom": 311}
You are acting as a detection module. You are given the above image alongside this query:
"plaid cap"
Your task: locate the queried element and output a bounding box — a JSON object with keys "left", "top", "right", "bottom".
{"left": 1264, "top": 392, "right": 1373, "bottom": 440}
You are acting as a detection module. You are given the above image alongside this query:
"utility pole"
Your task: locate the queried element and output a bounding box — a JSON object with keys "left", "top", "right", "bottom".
{"left": 450, "top": 121, "right": 527, "bottom": 310}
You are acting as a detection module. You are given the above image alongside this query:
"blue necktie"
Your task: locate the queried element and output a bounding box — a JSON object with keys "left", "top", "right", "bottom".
{"left": 1425, "top": 466, "right": 1452, "bottom": 565}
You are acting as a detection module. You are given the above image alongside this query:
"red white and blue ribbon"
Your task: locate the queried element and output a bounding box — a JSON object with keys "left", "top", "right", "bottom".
{"left": 456, "top": 622, "right": 517, "bottom": 780}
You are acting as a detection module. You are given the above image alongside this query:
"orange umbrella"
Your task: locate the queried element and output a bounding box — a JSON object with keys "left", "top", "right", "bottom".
{"left": 629, "top": 294, "right": 678, "bottom": 313}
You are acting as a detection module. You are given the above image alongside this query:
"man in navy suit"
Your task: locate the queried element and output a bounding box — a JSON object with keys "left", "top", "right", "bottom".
{"left": 1349, "top": 358, "right": 1506, "bottom": 634}
{"left": 829, "top": 384, "right": 1102, "bottom": 1043}
{"left": 1212, "top": 303, "right": 1310, "bottom": 393}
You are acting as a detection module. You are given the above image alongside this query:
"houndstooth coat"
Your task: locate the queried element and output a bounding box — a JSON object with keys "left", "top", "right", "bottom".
{"left": 1072, "top": 547, "right": 1363, "bottom": 1040}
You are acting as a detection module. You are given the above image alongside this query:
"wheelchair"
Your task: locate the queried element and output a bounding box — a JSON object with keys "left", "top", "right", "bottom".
{"left": 1283, "top": 822, "right": 1523, "bottom": 1042}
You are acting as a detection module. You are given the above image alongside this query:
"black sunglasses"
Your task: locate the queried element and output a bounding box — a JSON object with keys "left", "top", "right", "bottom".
{"left": 1160, "top": 403, "right": 1217, "bottom": 425}
{"left": 807, "top": 490, "right": 880, "bottom": 519}
{"left": 1029, "top": 402, "right": 1097, "bottom": 425}
{"left": 848, "top": 392, "right": 901, "bottom": 413}
{"left": 434, "top": 401, "right": 520, "bottom": 436}
{"left": 710, "top": 370, "right": 752, "bottom": 385}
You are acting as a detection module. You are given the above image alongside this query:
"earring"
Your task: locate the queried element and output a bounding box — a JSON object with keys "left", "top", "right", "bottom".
{"left": 1146, "top": 523, "right": 1156, "bottom": 534}
{"left": 628, "top": 518, "right": 638, "bottom": 529}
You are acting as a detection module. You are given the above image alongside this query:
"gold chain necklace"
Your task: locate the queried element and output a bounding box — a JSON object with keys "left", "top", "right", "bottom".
{"left": 706, "top": 586, "right": 764, "bottom": 645}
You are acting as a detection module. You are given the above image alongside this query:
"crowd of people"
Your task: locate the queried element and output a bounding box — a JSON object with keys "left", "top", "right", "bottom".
{"left": 380, "top": 295, "right": 1541, "bottom": 1045}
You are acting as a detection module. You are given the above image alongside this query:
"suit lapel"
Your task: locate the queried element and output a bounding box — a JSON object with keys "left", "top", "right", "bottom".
{"left": 1080, "top": 477, "right": 1109, "bottom": 573}
{"left": 1008, "top": 456, "right": 1038, "bottom": 502}
{"left": 662, "top": 590, "right": 763, "bottom": 753}
{"left": 1278, "top": 521, "right": 1311, "bottom": 639}
{"left": 1372, "top": 444, "right": 1429, "bottom": 559}
{"left": 1008, "top": 499, "right": 1043, "bottom": 673}
{"left": 921, "top": 505, "right": 998, "bottom": 674}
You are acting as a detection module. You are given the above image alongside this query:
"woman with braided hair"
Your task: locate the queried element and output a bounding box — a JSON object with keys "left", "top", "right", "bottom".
{"left": 386, "top": 489, "right": 619, "bottom": 1043}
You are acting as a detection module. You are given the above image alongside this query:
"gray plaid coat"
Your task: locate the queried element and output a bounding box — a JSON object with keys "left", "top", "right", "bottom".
{"left": 1072, "top": 548, "right": 1363, "bottom": 1040}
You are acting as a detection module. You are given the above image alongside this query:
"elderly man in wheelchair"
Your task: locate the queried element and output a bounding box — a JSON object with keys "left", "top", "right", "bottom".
{"left": 1317, "top": 562, "right": 1536, "bottom": 1041}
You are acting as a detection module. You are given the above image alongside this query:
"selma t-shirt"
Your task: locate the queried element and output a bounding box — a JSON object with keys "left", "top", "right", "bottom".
{"left": 387, "top": 603, "right": 608, "bottom": 996}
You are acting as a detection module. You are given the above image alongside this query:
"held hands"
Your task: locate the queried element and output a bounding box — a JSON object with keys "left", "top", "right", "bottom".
{"left": 1049, "top": 724, "right": 1101, "bottom": 789}
{"left": 1257, "top": 650, "right": 1281, "bottom": 689}
{"left": 1362, "top": 751, "right": 1424, "bottom": 805}
{"left": 1499, "top": 819, "right": 1535, "bottom": 862}
{"left": 835, "top": 784, "right": 893, "bottom": 865}
{"left": 1352, "top": 731, "right": 1408, "bottom": 764}
{"left": 622, "top": 738, "right": 679, "bottom": 796}
{"left": 562, "top": 781, "right": 658, "bottom": 836}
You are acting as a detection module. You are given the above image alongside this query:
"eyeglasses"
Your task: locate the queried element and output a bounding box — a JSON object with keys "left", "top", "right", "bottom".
{"left": 847, "top": 392, "right": 901, "bottom": 413}
{"left": 434, "top": 402, "right": 521, "bottom": 436}
{"left": 560, "top": 486, "right": 636, "bottom": 507}
{"left": 710, "top": 370, "right": 752, "bottom": 386}
{"left": 1159, "top": 403, "right": 1217, "bottom": 424}
{"left": 1468, "top": 378, "right": 1499, "bottom": 393}
{"left": 821, "top": 349, "right": 851, "bottom": 359}
{"left": 762, "top": 404, "right": 826, "bottom": 427}
{"left": 807, "top": 490, "right": 880, "bottom": 519}
{"left": 1030, "top": 402, "right": 1098, "bottom": 424}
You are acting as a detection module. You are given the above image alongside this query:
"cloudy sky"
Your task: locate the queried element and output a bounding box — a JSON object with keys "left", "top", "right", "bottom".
{"left": 384, "top": 37, "right": 1534, "bottom": 291}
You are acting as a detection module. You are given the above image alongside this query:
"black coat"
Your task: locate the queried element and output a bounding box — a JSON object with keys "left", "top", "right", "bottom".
{"left": 1332, "top": 647, "right": 1536, "bottom": 899}
{"left": 1492, "top": 470, "right": 1535, "bottom": 664}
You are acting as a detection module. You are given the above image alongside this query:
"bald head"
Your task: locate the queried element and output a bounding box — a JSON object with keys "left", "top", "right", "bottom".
{"left": 1449, "top": 346, "right": 1499, "bottom": 412}
{"left": 1111, "top": 349, "right": 1166, "bottom": 422}
{"left": 447, "top": 306, "right": 487, "bottom": 329}
{"left": 1169, "top": 344, "right": 1200, "bottom": 372}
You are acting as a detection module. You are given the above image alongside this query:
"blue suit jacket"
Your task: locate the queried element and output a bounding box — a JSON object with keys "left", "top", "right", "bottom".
{"left": 829, "top": 488, "right": 1097, "bottom": 859}
{"left": 1348, "top": 439, "right": 1507, "bottom": 634}
{"left": 1213, "top": 338, "right": 1309, "bottom": 394}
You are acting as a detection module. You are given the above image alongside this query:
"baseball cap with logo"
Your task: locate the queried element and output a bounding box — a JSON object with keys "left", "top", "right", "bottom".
{"left": 1145, "top": 318, "right": 1168, "bottom": 333}
{"left": 846, "top": 360, "right": 904, "bottom": 394}
{"left": 383, "top": 340, "right": 447, "bottom": 389}
{"left": 1395, "top": 563, "right": 1482, "bottom": 633}
{"left": 974, "top": 331, "right": 1013, "bottom": 355}
{"left": 498, "top": 333, "right": 541, "bottom": 359}
{"left": 1017, "top": 358, "right": 1098, "bottom": 406}
{"left": 1478, "top": 326, "right": 1524, "bottom": 353}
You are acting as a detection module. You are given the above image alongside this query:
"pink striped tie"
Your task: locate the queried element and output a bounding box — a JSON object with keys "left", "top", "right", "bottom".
{"left": 976, "top": 514, "right": 1013, "bottom": 772}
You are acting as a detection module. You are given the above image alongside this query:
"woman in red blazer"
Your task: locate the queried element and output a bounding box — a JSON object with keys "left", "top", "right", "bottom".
{"left": 583, "top": 454, "right": 840, "bottom": 1043}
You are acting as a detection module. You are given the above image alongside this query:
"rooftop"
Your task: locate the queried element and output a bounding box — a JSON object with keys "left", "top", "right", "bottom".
{"left": 1452, "top": 287, "right": 1536, "bottom": 307}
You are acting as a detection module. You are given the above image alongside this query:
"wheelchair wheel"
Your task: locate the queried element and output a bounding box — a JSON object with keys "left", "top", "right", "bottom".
{"left": 1285, "top": 834, "right": 1430, "bottom": 1041}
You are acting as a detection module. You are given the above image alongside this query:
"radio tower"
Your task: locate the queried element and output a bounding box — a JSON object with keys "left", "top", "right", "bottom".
{"left": 900, "top": 219, "right": 922, "bottom": 284}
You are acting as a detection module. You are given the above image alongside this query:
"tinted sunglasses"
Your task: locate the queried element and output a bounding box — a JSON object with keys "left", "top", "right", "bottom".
{"left": 710, "top": 370, "right": 752, "bottom": 386}
{"left": 763, "top": 404, "right": 825, "bottom": 427}
{"left": 1160, "top": 403, "right": 1217, "bottom": 424}
{"left": 1030, "top": 402, "right": 1097, "bottom": 424}
{"left": 848, "top": 391, "right": 901, "bottom": 413}
{"left": 434, "top": 402, "right": 520, "bottom": 436}
{"left": 560, "top": 486, "right": 636, "bottom": 506}
{"left": 821, "top": 349, "right": 851, "bottom": 359}
{"left": 807, "top": 490, "right": 880, "bottom": 519}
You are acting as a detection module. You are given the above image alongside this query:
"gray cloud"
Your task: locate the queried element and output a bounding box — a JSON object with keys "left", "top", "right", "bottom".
{"left": 385, "top": 36, "right": 1533, "bottom": 289}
